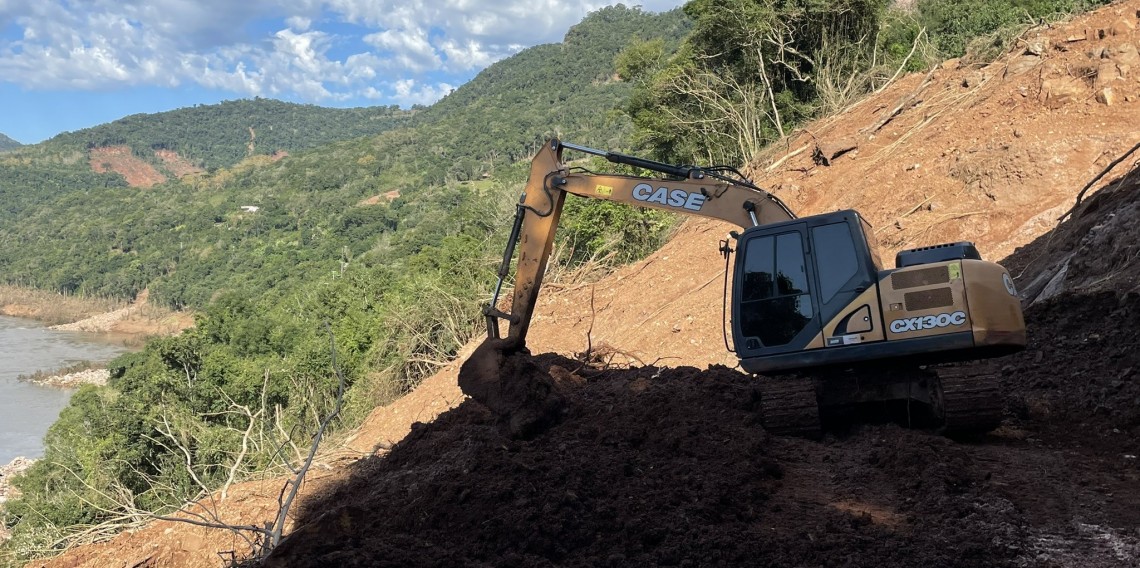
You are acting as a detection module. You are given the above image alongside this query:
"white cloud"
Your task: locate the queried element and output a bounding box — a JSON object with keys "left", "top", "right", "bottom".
{"left": 363, "top": 28, "right": 440, "bottom": 72}
{"left": 0, "top": 0, "right": 686, "bottom": 106}
{"left": 286, "top": 16, "right": 312, "bottom": 32}
{"left": 390, "top": 78, "right": 455, "bottom": 107}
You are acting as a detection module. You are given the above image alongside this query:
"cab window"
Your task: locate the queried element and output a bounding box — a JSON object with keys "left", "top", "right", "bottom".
{"left": 739, "top": 232, "right": 813, "bottom": 347}
{"left": 812, "top": 222, "right": 858, "bottom": 304}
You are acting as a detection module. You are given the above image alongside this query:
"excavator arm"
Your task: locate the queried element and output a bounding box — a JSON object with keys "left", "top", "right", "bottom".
{"left": 483, "top": 138, "right": 795, "bottom": 351}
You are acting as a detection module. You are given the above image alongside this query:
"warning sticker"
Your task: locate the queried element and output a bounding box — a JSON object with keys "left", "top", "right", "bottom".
{"left": 948, "top": 262, "right": 961, "bottom": 280}
{"left": 595, "top": 185, "right": 614, "bottom": 196}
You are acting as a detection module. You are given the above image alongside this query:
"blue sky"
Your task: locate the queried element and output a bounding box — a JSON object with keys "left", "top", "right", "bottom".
{"left": 0, "top": 0, "right": 686, "bottom": 144}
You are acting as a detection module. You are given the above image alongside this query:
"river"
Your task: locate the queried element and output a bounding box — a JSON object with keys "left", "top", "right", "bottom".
{"left": 0, "top": 316, "right": 133, "bottom": 464}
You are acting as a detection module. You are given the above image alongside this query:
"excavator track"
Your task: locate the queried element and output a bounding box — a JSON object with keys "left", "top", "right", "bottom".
{"left": 759, "top": 376, "right": 821, "bottom": 438}
{"left": 932, "top": 366, "right": 1003, "bottom": 435}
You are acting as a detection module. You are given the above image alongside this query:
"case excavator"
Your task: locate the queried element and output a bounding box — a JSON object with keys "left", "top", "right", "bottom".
{"left": 461, "top": 139, "right": 1026, "bottom": 436}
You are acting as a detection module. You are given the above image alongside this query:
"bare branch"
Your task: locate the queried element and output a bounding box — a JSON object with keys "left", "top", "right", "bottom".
{"left": 268, "top": 321, "right": 348, "bottom": 550}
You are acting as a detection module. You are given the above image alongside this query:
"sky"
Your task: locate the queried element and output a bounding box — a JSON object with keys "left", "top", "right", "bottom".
{"left": 0, "top": 0, "right": 686, "bottom": 144}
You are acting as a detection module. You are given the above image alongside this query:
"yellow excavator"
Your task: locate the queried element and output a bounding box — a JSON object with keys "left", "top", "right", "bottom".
{"left": 464, "top": 139, "right": 1026, "bottom": 436}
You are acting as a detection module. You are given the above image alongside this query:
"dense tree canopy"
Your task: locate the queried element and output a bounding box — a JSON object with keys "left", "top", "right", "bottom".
{"left": 38, "top": 99, "right": 413, "bottom": 171}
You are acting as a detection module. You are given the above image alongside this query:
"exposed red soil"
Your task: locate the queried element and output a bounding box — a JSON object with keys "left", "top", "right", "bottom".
{"left": 357, "top": 190, "right": 401, "bottom": 206}
{"left": 89, "top": 146, "right": 207, "bottom": 187}
{"left": 154, "top": 149, "right": 204, "bottom": 178}
{"left": 89, "top": 146, "right": 166, "bottom": 188}
{"left": 33, "top": 3, "right": 1140, "bottom": 567}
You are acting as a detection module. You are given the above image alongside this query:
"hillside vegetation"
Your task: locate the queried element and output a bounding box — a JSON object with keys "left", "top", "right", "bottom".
{"left": 0, "top": 6, "right": 691, "bottom": 561}
{"left": 0, "top": 0, "right": 1121, "bottom": 564}
{"left": 30, "top": 99, "right": 413, "bottom": 172}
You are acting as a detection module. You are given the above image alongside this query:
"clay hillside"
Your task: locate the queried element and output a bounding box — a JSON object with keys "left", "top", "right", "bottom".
{"left": 88, "top": 146, "right": 204, "bottom": 188}
{"left": 36, "top": 3, "right": 1140, "bottom": 567}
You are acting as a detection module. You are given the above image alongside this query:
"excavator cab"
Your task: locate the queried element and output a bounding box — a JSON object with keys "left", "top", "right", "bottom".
{"left": 732, "top": 210, "right": 882, "bottom": 367}
{"left": 731, "top": 209, "right": 1025, "bottom": 375}
{"left": 729, "top": 210, "right": 1026, "bottom": 435}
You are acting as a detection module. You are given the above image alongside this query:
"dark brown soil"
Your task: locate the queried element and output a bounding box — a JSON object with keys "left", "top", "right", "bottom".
{"left": 457, "top": 338, "right": 573, "bottom": 439}
{"left": 267, "top": 357, "right": 1027, "bottom": 568}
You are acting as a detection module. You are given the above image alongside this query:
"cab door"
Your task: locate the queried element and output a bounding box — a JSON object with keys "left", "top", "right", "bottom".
{"left": 808, "top": 219, "right": 885, "bottom": 347}
{"left": 733, "top": 224, "right": 821, "bottom": 356}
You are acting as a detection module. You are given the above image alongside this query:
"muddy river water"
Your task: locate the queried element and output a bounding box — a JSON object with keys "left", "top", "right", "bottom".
{"left": 0, "top": 315, "right": 132, "bottom": 464}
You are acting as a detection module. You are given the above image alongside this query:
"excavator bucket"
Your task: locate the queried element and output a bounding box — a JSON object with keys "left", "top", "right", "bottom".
{"left": 458, "top": 338, "right": 569, "bottom": 439}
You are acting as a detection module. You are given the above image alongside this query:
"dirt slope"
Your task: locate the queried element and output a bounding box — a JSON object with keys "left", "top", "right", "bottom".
{"left": 89, "top": 146, "right": 167, "bottom": 188}
{"left": 89, "top": 146, "right": 205, "bottom": 187}
{"left": 522, "top": 2, "right": 1140, "bottom": 369}
{"left": 32, "top": 3, "right": 1140, "bottom": 567}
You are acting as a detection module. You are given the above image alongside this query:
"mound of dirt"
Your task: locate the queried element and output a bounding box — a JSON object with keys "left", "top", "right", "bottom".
{"left": 457, "top": 339, "right": 574, "bottom": 439}
{"left": 265, "top": 356, "right": 1025, "bottom": 568}
{"left": 1001, "top": 291, "right": 1140, "bottom": 445}
{"left": 988, "top": 165, "right": 1140, "bottom": 444}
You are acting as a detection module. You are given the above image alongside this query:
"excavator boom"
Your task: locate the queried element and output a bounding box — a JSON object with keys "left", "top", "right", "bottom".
{"left": 484, "top": 139, "right": 794, "bottom": 348}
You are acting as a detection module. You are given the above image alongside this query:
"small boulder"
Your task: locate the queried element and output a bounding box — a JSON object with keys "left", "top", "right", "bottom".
{"left": 1025, "top": 38, "right": 1050, "bottom": 56}
{"left": 1006, "top": 56, "right": 1041, "bottom": 77}
{"left": 1041, "top": 77, "right": 1086, "bottom": 108}
{"left": 1095, "top": 60, "right": 1121, "bottom": 89}
{"left": 814, "top": 138, "right": 858, "bottom": 166}
{"left": 1110, "top": 18, "right": 1135, "bottom": 36}
{"left": 1096, "top": 87, "right": 1118, "bottom": 105}
{"left": 1107, "top": 43, "right": 1140, "bottom": 68}
{"left": 962, "top": 71, "right": 986, "bottom": 88}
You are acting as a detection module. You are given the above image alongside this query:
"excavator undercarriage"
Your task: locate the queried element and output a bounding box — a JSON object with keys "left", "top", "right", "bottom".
{"left": 758, "top": 364, "right": 1003, "bottom": 437}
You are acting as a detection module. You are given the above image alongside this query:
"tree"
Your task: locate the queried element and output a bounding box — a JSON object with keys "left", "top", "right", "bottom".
{"left": 627, "top": 0, "right": 890, "bottom": 165}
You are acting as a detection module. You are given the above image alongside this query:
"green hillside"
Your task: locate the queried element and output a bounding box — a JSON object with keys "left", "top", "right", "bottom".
{"left": 2, "top": 7, "right": 692, "bottom": 558}
{"left": 0, "top": 133, "right": 21, "bottom": 151}
{"left": 33, "top": 98, "right": 414, "bottom": 171}
{"left": 0, "top": 5, "right": 689, "bottom": 308}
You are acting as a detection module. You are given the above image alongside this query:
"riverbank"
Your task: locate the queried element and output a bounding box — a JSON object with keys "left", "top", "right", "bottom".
{"left": 0, "top": 457, "right": 36, "bottom": 542}
{"left": 19, "top": 366, "right": 111, "bottom": 389}
{"left": 0, "top": 286, "right": 193, "bottom": 339}
{"left": 0, "top": 457, "right": 34, "bottom": 504}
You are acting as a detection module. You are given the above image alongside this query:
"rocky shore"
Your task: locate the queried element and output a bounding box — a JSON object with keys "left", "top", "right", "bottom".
{"left": 0, "top": 457, "right": 36, "bottom": 541}
{"left": 25, "top": 368, "right": 111, "bottom": 389}
{"left": 0, "top": 457, "right": 35, "bottom": 504}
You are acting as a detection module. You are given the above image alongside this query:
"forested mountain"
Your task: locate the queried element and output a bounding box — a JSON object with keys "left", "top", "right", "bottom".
{"left": 3, "top": 7, "right": 692, "bottom": 556}
{"left": 33, "top": 99, "right": 414, "bottom": 171}
{"left": 324, "top": 6, "right": 692, "bottom": 186}
{"left": 0, "top": 133, "right": 21, "bottom": 151}
{"left": 0, "top": 5, "right": 689, "bottom": 308}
